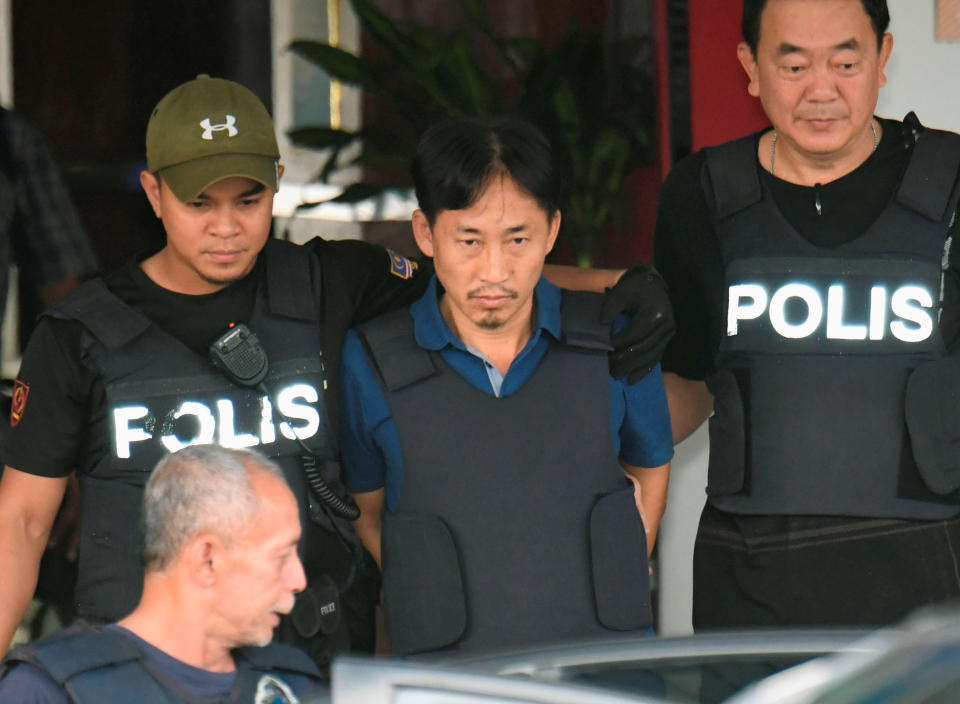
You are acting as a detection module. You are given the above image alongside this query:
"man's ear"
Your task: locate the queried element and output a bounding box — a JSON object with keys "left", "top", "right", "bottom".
{"left": 184, "top": 534, "right": 220, "bottom": 588}
{"left": 737, "top": 42, "right": 761, "bottom": 98}
{"left": 877, "top": 33, "right": 893, "bottom": 88}
{"left": 140, "top": 170, "right": 163, "bottom": 218}
{"left": 546, "top": 211, "right": 561, "bottom": 255}
{"left": 411, "top": 210, "right": 435, "bottom": 258}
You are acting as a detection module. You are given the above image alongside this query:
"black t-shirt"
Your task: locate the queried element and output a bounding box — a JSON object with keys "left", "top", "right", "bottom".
{"left": 5, "top": 237, "right": 431, "bottom": 478}
{"left": 654, "top": 117, "right": 960, "bottom": 380}
{"left": 653, "top": 118, "right": 960, "bottom": 561}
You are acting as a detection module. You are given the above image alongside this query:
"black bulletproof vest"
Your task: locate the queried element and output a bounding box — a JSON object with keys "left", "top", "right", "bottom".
{"left": 702, "top": 123, "right": 960, "bottom": 519}
{"left": 45, "top": 239, "right": 342, "bottom": 622}
{"left": 358, "top": 291, "right": 652, "bottom": 656}
{"left": 3, "top": 621, "right": 323, "bottom": 703}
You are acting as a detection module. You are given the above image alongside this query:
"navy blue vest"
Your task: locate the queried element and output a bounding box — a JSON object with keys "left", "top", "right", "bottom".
{"left": 3, "top": 621, "right": 323, "bottom": 703}
{"left": 702, "top": 122, "right": 960, "bottom": 519}
{"left": 358, "top": 291, "right": 652, "bottom": 655}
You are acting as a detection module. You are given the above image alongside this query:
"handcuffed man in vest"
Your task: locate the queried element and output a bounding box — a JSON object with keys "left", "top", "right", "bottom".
{"left": 0, "top": 445, "right": 324, "bottom": 703}
{"left": 655, "top": 0, "right": 960, "bottom": 629}
{"left": 0, "top": 74, "right": 676, "bottom": 664}
{"left": 339, "top": 116, "right": 675, "bottom": 656}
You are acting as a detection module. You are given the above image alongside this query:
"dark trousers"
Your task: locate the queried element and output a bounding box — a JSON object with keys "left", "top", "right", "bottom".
{"left": 693, "top": 503, "right": 960, "bottom": 629}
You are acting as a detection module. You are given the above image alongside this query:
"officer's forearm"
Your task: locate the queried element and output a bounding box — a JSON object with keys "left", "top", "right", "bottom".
{"left": 663, "top": 373, "right": 714, "bottom": 444}
{"left": 543, "top": 264, "right": 624, "bottom": 293}
{"left": 0, "top": 535, "right": 44, "bottom": 656}
{"left": 625, "top": 462, "right": 670, "bottom": 555}
{"left": 0, "top": 469, "right": 66, "bottom": 655}
{"left": 0, "top": 486, "right": 60, "bottom": 653}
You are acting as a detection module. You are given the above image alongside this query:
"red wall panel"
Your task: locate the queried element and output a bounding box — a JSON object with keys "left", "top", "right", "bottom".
{"left": 688, "top": 0, "right": 769, "bottom": 149}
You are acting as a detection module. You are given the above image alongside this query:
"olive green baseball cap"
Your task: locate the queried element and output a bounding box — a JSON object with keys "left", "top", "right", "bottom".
{"left": 145, "top": 75, "right": 281, "bottom": 202}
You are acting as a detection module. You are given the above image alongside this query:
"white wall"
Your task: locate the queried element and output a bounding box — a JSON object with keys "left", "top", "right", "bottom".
{"left": 271, "top": 0, "right": 364, "bottom": 243}
{"left": 0, "top": 0, "right": 16, "bottom": 378}
{"left": 877, "top": 0, "right": 960, "bottom": 132}
{"left": 0, "top": 0, "right": 10, "bottom": 108}
{"left": 657, "top": 426, "right": 708, "bottom": 635}
{"left": 657, "top": 0, "right": 960, "bottom": 636}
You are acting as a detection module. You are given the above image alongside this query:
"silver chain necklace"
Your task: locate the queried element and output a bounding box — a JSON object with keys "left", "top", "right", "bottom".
{"left": 769, "top": 120, "right": 879, "bottom": 216}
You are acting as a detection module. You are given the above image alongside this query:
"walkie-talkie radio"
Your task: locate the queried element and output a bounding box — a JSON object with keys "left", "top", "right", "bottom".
{"left": 209, "top": 322, "right": 269, "bottom": 387}
{"left": 210, "top": 323, "right": 359, "bottom": 520}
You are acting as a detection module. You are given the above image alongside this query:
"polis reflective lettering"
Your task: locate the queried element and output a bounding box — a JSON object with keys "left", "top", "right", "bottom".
{"left": 161, "top": 401, "right": 216, "bottom": 452}
{"left": 727, "top": 281, "right": 934, "bottom": 342}
{"left": 275, "top": 383, "right": 321, "bottom": 440}
{"left": 114, "top": 405, "right": 152, "bottom": 459}
{"left": 112, "top": 383, "right": 322, "bottom": 458}
{"left": 891, "top": 285, "right": 934, "bottom": 342}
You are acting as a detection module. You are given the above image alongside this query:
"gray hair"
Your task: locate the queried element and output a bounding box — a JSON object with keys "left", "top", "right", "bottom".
{"left": 140, "top": 444, "right": 289, "bottom": 570}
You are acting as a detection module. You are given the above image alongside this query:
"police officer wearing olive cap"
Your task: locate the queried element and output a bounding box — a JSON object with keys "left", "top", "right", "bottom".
{"left": 0, "top": 74, "right": 675, "bottom": 662}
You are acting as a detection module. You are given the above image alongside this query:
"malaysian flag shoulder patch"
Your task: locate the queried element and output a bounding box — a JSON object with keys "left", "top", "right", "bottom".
{"left": 388, "top": 249, "right": 417, "bottom": 279}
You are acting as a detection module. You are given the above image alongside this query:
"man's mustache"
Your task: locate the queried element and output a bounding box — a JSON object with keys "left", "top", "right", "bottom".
{"left": 467, "top": 287, "right": 518, "bottom": 300}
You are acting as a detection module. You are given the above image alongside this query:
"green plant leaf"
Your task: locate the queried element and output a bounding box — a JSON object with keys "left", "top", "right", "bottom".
{"left": 460, "top": 0, "right": 488, "bottom": 26}
{"left": 352, "top": 147, "right": 412, "bottom": 173}
{"left": 438, "top": 35, "right": 495, "bottom": 114}
{"left": 329, "top": 182, "right": 388, "bottom": 203}
{"left": 351, "top": 0, "right": 417, "bottom": 64}
{"left": 502, "top": 37, "right": 540, "bottom": 64}
{"left": 287, "top": 41, "right": 377, "bottom": 87}
{"left": 287, "top": 126, "right": 361, "bottom": 150}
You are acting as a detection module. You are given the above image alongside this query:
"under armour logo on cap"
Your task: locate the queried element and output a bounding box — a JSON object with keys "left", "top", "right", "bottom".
{"left": 200, "top": 115, "right": 238, "bottom": 140}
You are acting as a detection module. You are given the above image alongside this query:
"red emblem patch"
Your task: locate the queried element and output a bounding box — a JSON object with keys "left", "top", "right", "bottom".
{"left": 10, "top": 380, "right": 29, "bottom": 427}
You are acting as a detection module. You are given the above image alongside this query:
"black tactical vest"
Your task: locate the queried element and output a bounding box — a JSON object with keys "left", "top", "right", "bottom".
{"left": 46, "top": 240, "right": 349, "bottom": 623}
{"left": 3, "top": 621, "right": 323, "bottom": 703}
{"left": 358, "top": 291, "right": 652, "bottom": 656}
{"left": 702, "top": 122, "right": 960, "bottom": 519}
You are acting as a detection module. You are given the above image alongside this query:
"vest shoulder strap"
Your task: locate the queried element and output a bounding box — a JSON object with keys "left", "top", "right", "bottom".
{"left": 263, "top": 238, "right": 321, "bottom": 321}
{"left": 7, "top": 622, "right": 141, "bottom": 685}
{"left": 358, "top": 309, "right": 436, "bottom": 392}
{"left": 560, "top": 290, "right": 613, "bottom": 351}
{"left": 897, "top": 117, "right": 960, "bottom": 222}
{"left": 236, "top": 641, "right": 322, "bottom": 678}
{"left": 45, "top": 278, "right": 150, "bottom": 349}
{"left": 703, "top": 135, "right": 764, "bottom": 220}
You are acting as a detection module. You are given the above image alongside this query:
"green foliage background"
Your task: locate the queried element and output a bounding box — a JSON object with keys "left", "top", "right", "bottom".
{"left": 289, "top": 0, "right": 655, "bottom": 266}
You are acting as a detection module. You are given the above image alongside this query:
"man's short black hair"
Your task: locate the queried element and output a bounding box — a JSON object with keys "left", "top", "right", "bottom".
{"left": 412, "top": 116, "right": 563, "bottom": 226}
{"left": 741, "top": 0, "right": 890, "bottom": 54}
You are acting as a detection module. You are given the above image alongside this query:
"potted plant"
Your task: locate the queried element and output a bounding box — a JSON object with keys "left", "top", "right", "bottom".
{"left": 288, "top": 0, "right": 654, "bottom": 267}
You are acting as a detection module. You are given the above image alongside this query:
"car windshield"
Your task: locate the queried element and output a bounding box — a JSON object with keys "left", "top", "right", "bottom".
{"left": 559, "top": 652, "right": 818, "bottom": 702}
{"left": 440, "top": 631, "right": 866, "bottom": 703}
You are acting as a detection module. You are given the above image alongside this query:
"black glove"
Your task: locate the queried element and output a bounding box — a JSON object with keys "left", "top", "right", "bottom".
{"left": 600, "top": 262, "right": 676, "bottom": 384}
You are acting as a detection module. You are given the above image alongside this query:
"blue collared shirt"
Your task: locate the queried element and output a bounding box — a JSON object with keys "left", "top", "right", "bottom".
{"left": 339, "top": 275, "right": 674, "bottom": 510}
